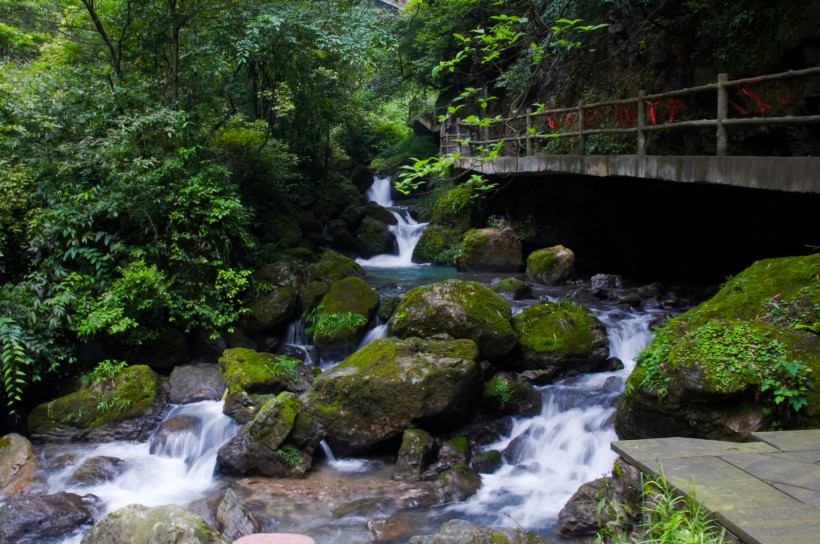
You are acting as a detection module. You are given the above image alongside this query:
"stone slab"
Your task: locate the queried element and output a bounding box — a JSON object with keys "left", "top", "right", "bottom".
{"left": 750, "top": 430, "right": 820, "bottom": 452}
{"left": 712, "top": 505, "right": 820, "bottom": 544}
{"left": 722, "top": 453, "right": 820, "bottom": 506}
{"left": 612, "top": 437, "right": 778, "bottom": 473}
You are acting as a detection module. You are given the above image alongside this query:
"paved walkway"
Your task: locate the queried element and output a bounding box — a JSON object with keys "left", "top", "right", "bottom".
{"left": 612, "top": 430, "right": 820, "bottom": 544}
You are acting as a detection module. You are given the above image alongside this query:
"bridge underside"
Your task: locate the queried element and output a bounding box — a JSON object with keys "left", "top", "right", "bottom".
{"left": 456, "top": 155, "right": 820, "bottom": 194}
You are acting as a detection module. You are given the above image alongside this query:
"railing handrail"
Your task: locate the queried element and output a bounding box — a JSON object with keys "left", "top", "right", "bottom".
{"left": 440, "top": 66, "right": 820, "bottom": 159}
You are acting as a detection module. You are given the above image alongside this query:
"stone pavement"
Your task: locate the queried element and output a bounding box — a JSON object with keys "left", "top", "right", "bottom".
{"left": 612, "top": 430, "right": 820, "bottom": 544}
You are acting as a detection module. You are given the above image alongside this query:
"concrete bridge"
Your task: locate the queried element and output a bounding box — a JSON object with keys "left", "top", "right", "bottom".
{"left": 444, "top": 68, "right": 820, "bottom": 194}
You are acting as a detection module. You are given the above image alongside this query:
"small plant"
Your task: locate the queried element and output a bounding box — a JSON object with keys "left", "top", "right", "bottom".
{"left": 486, "top": 378, "right": 512, "bottom": 410}
{"left": 304, "top": 304, "right": 367, "bottom": 339}
{"left": 276, "top": 444, "right": 303, "bottom": 467}
{"left": 82, "top": 359, "right": 129, "bottom": 388}
{"left": 264, "top": 355, "right": 300, "bottom": 376}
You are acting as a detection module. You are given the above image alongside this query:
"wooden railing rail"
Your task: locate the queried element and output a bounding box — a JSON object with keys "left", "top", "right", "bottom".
{"left": 440, "top": 66, "right": 820, "bottom": 160}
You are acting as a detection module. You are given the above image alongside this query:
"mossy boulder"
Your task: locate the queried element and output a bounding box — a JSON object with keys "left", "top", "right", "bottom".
{"left": 389, "top": 279, "right": 516, "bottom": 360}
{"left": 354, "top": 216, "right": 396, "bottom": 258}
{"left": 481, "top": 374, "right": 543, "bottom": 416}
{"left": 312, "top": 276, "right": 379, "bottom": 351}
{"left": 2, "top": 492, "right": 94, "bottom": 544}
{"left": 216, "top": 392, "right": 321, "bottom": 478}
{"left": 396, "top": 428, "right": 436, "bottom": 481}
{"left": 240, "top": 260, "right": 301, "bottom": 336}
{"left": 259, "top": 213, "right": 303, "bottom": 248}
{"left": 307, "top": 336, "right": 482, "bottom": 455}
{"left": 455, "top": 227, "right": 523, "bottom": 273}
{"left": 219, "top": 348, "right": 312, "bottom": 421}
{"left": 0, "top": 434, "right": 38, "bottom": 499}
{"left": 512, "top": 301, "right": 609, "bottom": 376}
{"left": 526, "top": 245, "right": 575, "bottom": 284}
{"left": 299, "top": 249, "right": 365, "bottom": 310}
{"left": 430, "top": 186, "right": 475, "bottom": 230}
{"left": 80, "top": 504, "right": 230, "bottom": 544}
{"left": 491, "top": 277, "right": 533, "bottom": 300}
{"left": 435, "top": 464, "right": 482, "bottom": 502}
{"left": 412, "top": 224, "right": 463, "bottom": 266}
{"left": 617, "top": 253, "right": 820, "bottom": 440}
{"left": 27, "top": 365, "right": 165, "bottom": 442}
{"left": 364, "top": 201, "right": 399, "bottom": 225}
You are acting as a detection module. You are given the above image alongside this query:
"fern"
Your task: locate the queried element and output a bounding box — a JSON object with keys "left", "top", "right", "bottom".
{"left": 0, "top": 316, "right": 31, "bottom": 414}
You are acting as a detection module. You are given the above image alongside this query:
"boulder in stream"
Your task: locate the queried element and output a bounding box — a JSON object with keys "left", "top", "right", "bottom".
{"left": 388, "top": 279, "right": 516, "bottom": 360}
{"left": 240, "top": 260, "right": 301, "bottom": 336}
{"left": 310, "top": 276, "right": 379, "bottom": 352}
{"left": 298, "top": 249, "right": 365, "bottom": 310}
{"left": 169, "top": 363, "right": 226, "bottom": 404}
{"left": 354, "top": 216, "right": 396, "bottom": 257}
{"left": 0, "top": 492, "right": 95, "bottom": 544}
{"left": 512, "top": 301, "right": 609, "bottom": 376}
{"left": 0, "top": 433, "right": 39, "bottom": 499}
{"left": 455, "top": 227, "right": 523, "bottom": 273}
{"left": 396, "top": 428, "right": 436, "bottom": 481}
{"left": 307, "top": 336, "right": 483, "bottom": 455}
{"left": 491, "top": 277, "right": 533, "bottom": 300}
{"left": 526, "top": 245, "right": 575, "bottom": 284}
{"left": 412, "top": 224, "right": 465, "bottom": 267}
{"left": 68, "top": 455, "right": 127, "bottom": 486}
{"left": 80, "top": 503, "right": 230, "bottom": 544}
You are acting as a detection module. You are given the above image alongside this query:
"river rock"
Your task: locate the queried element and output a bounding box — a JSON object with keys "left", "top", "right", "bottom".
{"left": 307, "top": 336, "right": 483, "bottom": 455}
{"left": 0, "top": 492, "right": 95, "bottom": 543}
{"left": 526, "top": 245, "right": 575, "bottom": 284}
{"left": 220, "top": 348, "right": 312, "bottom": 420}
{"left": 591, "top": 273, "right": 622, "bottom": 298}
{"left": 216, "top": 488, "right": 260, "bottom": 540}
{"left": 311, "top": 276, "right": 379, "bottom": 352}
{"left": 481, "top": 374, "right": 542, "bottom": 416}
{"left": 512, "top": 301, "right": 609, "bottom": 376}
{"left": 470, "top": 450, "right": 502, "bottom": 474}
{"left": 80, "top": 503, "right": 230, "bottom": 544}
{"left": 388, "top": 279, "right": 516, "bottom": 360}
{"left": 27, "top": 365, "right": 166, "bottom": 442}
{"left": 410, "top": 519, "right": 546, "bottom": 543}
{"left": 217, "top": 392, "right": 321, "bottom": 478}
{"left": 455, "top": 227, "right": 523, "bottom": 273}
{"left": 364, "top": 201, "right": 398, "bottom": 225}
{"left": 617, "top": 254, "right": 820, "bottom": 440}
{"left": 169, "top": 363, "right": 226, "bottom": 404}
{"left": 241, "top": 261, "right": 301, "bottom": 336}
{"left": 327, "top": 218, "right": 355, "bottom": 249}
{"left": 148, "top": 415, "right": 202, "bottom": 464}
{"left": 299, "top": 249, "right": 365, "bottom": 310}
{"left": 491, "top": 277, "right": 533, "bottom": 300}
{"left": 412, "top": 224, "right": 464, "bottom": 266}
{"left": 0, "top": 433, "right": 38, "bottom": 498}
{"left": 435, "top": 464, "right": 481, "bottom": 502}
{"left": 68, "top": 455, "right": 127, "bottom": 486}
{"left": 354, "top": 216, "right": 396, "bottom": 257}
{"left": 396, "top": 428, "right": 436, "bottom": 481}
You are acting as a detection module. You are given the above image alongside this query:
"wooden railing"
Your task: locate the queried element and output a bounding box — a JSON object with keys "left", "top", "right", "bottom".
{"left": 440, "top": 67, "right": 820, "bottom": 159}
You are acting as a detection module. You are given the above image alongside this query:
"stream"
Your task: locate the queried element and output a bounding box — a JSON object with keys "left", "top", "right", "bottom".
{"left": 39, "top": 176, "right": 670, "bottom": 543}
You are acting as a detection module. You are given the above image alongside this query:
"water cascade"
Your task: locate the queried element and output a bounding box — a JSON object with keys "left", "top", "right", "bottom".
{"left": 48, "top": 401, "right": 239, "bottom": 519}
{"left": 356, "top": 176, "right": 428, "bottom": 268}
{"left": 452, "top": 308, "right": 661, "bottom": 531}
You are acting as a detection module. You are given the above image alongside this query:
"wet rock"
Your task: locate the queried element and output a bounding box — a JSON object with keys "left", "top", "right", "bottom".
{"left": 355, "top": 217, "right": 396, "bottom": 258}
{"left": 491, "top": 277, "right": 533, "bottom": 300}
{"left": 455, "top": 227, "right": 523, "bottom": 273}
{"left": 435, "top": 464, "right": 482, "bottom": 503}
{"left": 409, "top": 519, "right": 546, "bottom": 543}
{"left": 0, "top": 492, "right": 94, "bottom": 544}
{"left": 617, "top": 291, "right": 643, "bottom": 307}
{"left": 0, "top": 433, "right": 38, "bottom": 499}
{"left": 396, "top": 428, "right": 436, "bottom": 481}
{"left": 327, "top": 218, "right": 355, "bottom": 249}
{"left": 556, "top": 478, "right": 609, "bottom": 536}
{"left": 332, "top": 497, "right": 390, "bottom": 518}
{"left": 591, "top": 273, "right": 622, "bottom": 294}
{"left": 27, "top": 365, "right": 166, "bottom": 443}
{"left": 602, "top": 357, "right": 625, "bottom": 372}
{"left": 413, "top": 224, "right": 465, "bottom": 266}
{"left": 169, "top": 363, "right": 226, "bottom": 404}
{"left": 502, "top": 434, "right": 529, "bottom": 464}
{"left": 68, "top": 456, "right": 126, "bottom": 486}
{"left": 148, "top": 415, "right": 202, "bottom": 464}
{"left": 216, "top": 488, "right": 260, "bottom": 540}
{"left": 470, "top": 449, "right": 502, "bottom": 474}
{"left": 299, "top": 250, "right": 365, "bottom": 310}
{"left": 512, "top": 301, "right": 609, "bottom": 377}
{"left": 526, "top": 245, "right": 575, "bottom": 284}
{"left": 80, "top": 503, "right": 230, "bottom": 544}
{"left": 312, "top": 276, "right": 379, "bottom": 352}
{"left": 241, "top": 261, "right": 301, "bottom": 336}
{"left": 367, "top": 516, "right": 414, "bottom": 542}
{"left": 224, "top": 329, "right": 258, "bottom": 350}
{"left": 364, "top": 202, "right": 398, "bottom": 225}
{"left": 388, "top": 279, "right": 516, "bottom": 360}
{"left": 307, "top": 336, "right": 482, "bottom": 456}
{"left": 481, "top": 374, "right": 542, "bottom": 416}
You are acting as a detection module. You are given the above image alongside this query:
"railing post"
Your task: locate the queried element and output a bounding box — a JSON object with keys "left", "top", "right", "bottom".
{"left": 577, "top": 101, "right": 585, "bottom": 155}
{"left": 716, "top": 73, "right": 728, "bottom": 157}
{"left": 526, "top": 107, "right": 533, "bottom": 156}
{"left": 455, "top": 118, "right": 462, "bottom": 156}
{"left": 637, "top": 91, "right": 646, "bottom": 156}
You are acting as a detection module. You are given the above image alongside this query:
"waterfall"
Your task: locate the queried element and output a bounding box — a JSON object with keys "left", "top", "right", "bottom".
{"left": 357, "top": 176, "right": 428, "bottom": 268}
{"left": 452, "top": 309, "right": 661, "bottom": 530}
{"left": 358, "top": 322, "right": 388, "bottom": 347}
{"left": 319, "top": 439, "right": 376, "bottom": 473}
{"left": 48, "top": 401, "right": 239, "bottom": 517}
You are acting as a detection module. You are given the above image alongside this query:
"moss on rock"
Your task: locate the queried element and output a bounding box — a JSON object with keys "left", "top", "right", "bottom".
{"left": 456, "top": 227, "right": 523, "bottom": 273}
{"left": 389, "top": 279, "right": 516, "bottom": 360}
{"left": 526, "top": 246, "right": 575, "bottom": 284}
{"left": 413, "top": 224, "right": 463, "bottom": 266}
{"left": 299, "top": 249, "right": 365, "bottom": 310}
{"left": 491, "top": 278, "right": 533, "bottom": 300}
{"left": 312, "top": 276, "right": 379, "bottom": 350}
{"left": 511, "top": 301, "right": 608, "bottom": 374}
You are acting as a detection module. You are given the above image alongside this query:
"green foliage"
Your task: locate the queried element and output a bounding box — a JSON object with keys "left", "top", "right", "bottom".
{"left": 264, "top": 355, "right": 301, "bottom": 377}
{"left": 276, "top": 443, "right": 304, "bottom": 467}
{"left": 81, "top": 360, "right": 129, "bottom": 388}
{"left": 304, "top": 304, "right": 368, "bottom": 340}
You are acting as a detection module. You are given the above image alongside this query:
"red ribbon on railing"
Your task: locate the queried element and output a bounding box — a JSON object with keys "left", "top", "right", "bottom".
{"left": 615, "top": 104, "right": 636, "bottom": 128}
{"left": 666, "top": 98, "right": 686, "bottom": 123}
{"left": 547, "top": 116, "right": 559, "bottom": 130}
{"left": 645, "top": 100, "right": 661, "bottom": 125}
{"left": 739, "top": 87, "right": 772, "bottom": 116}
{"left": 730, "top": 100, "right": 748, "bottom": 116}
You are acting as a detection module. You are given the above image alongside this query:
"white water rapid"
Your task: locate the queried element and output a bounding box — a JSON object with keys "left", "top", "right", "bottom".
{"left": 452, "top": 308, "right": 659, "bottom": 531}
{"left": 48, "top": 401, "right": 239, "bottom": 524}
{"left": 356, "top": 176, "right": 428, "bottom": 268}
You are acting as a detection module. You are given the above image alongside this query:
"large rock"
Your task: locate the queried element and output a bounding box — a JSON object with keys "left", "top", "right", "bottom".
{"left": 0, "top": 492, "right": 95, "bottom": 544}
{"left": 617, "top": 254, "right": 820, "bottom": 440}
{"left": 481, "top": 374, "right": 542, "bottom": 416}
{"left": 491, "top": 277, "right": 533, "bottom": 300}
{"left": 413, "top": 225, "right": 464, "bottom": 266}
{"left": 188, "top": 488, "right": 260, "bottom": 541}
{"left": 169, "top": 364, "right": 226, "bottom": 404}
{"left": 241, "top": 261, "right": 301, "bottom": 336}
{"left": 526, "top": 245, "right": 575, "bottom": 284}
{"left": 27, "top": 365, "right": 166, "bottom": 442}
{"left": 311, "top": 276, "right": 379, "bottom": 351}
{"left": 354, "top": 217, "right": 396, "bottom": 258}
{"left": 0, "top": 433, "right": 38, "bottom": 498}
{"left": 409, "top": 519, "right": 546, "bottom": 544}
{"left": 80, "top": 504, "right": 230, "bottom": 544}
{"left": 396, "top": 428, "right": 436, "bottom": 481}
{"left": 388, "top": 279, "right": 516, "bottom": 360}
{"left": 435, "top": 464, "right": 481, "bottom": 502}
{"left": 512, "top": 301, "right": 609, "bottom": 376}
{"left": 68, "top": 456, "right": 126, "bottom": 486}
{"left": 219, "top": 348, "right": 312, "bottom": 421}
{"left": 307, "top": 336, "right": 483, "bottom": 455}
{"left": 216, "top": 392, "right": 321, "bottom": 478}
{"left": 455, "top": 227, "right": 523, "bottom": 273}
{"left": 299, "top": 249, "right": 366, "bottom": 310}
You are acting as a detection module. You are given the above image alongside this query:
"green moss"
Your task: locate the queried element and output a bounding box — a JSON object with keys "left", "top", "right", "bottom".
{"left": 247, "top": 392, "right": 301, "bottom": 450}
{"left": 431, "top": 186, "right": 473, "bottom": 228}
{"left": 460, "top": 229, "right": 491, "bottom": 256}
{"left": 492, "top": 278, "right": 532, "bottom": 300}
{"left": 512, "top": 301, "right": 599, "bottom": 356}
{"left": 220, "top": 347, "right": 304, "bottom": 396}
{"left": 413, "top": 224, "right": 463, "bottom": 266}
{"left": 527, "top": 248, "right": 558, "bottom": 272}
{"left": 0, "top": 436, "right": 11, "bottom": 449}
{"left": 300, "top": 250, "right": 365, "bottom": 309}
{"left": 447, "top": 436, "right": 469, "bottom": 453}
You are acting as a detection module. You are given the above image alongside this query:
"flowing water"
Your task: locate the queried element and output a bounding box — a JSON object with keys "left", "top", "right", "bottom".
{"left": 42, "top": 175, "right": 669, "bottom": 542}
